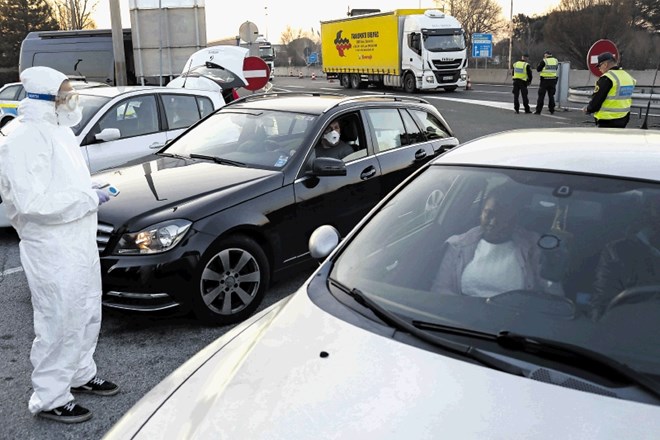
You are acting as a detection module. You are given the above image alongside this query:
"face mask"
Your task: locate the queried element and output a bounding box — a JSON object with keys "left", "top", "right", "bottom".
{"left": 323, "top": 130, "right": 340, "bottom": 146}
{"left": 56, "top": 105, "right": 83, "bottom": 127}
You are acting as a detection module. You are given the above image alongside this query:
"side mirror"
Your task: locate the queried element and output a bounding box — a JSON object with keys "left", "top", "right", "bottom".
{"left": 433, "top": 137, "right": 459, "bottom": 154}
{"left": 95, "top": 128, "right": 121, "bottom": 142}
{"left": 309, "top": 225, "right": 341, "bottom": 260}
{"left": 311, "top": 157, "right": 347, "bottom": 176}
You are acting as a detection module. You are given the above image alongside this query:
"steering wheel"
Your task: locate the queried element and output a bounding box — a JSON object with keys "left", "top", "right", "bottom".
{"left": 604, "top": 284, "right": 660, "bottom": 314}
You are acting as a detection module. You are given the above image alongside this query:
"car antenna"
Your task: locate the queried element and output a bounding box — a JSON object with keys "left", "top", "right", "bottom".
{"left": 73, "top": 59, "right": 87, "bottom": 83}
{"left": 181, "top": 58, "right": 194, "bottom": 89}
{"left": 641, "top": 60, "right": 660, "bottom": 130}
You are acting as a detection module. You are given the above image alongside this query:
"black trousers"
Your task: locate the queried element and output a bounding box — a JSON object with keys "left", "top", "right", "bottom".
{"left": 536, "top": 78, "right": 558, "bottom": 113}
{"left": 596, "top": 113, "right": 630, "bottom": 128}
{"left": 512, "top": 79, "right": 530, "bottom": 112}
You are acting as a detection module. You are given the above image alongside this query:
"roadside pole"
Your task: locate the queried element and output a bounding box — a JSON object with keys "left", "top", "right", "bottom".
{"left": 110, "top": 0, "right": 128, "bottom": 86}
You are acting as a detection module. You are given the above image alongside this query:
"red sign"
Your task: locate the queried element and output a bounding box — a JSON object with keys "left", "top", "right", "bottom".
{"left": 587, "top": 39, "right": 619, "bottom": 77}
{"left": 242, "top": 56, "right": 271, "bottom": 91}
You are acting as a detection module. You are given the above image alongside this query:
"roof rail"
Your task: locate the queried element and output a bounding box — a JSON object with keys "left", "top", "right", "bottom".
{"left": 226, "top": 91, "right": 347, "bottom": 106}
{"left": 323, "top": 93, "right": 431, "bottom": 114}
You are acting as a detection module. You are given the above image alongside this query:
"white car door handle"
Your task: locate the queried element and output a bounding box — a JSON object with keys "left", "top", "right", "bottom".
{"left": 149, "top": 142, "right": 164, "bottom": 149}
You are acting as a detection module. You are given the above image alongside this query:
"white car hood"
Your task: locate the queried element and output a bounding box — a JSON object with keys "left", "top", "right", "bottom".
{"left": 112, "top": 290, "right": 660, "bottom": 439}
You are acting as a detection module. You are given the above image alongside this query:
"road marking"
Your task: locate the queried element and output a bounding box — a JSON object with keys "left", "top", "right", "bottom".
{"left": 285, "top": 85, "right": 306, "bottom": 89}
{"left": 1, "top": 266, "right": 23, "bottom": 276}
{"left": 319, "top": 87, "right": 342, "bottom": 91}
{"left": 423, "top": 95, "right": 578, "bottom": 118}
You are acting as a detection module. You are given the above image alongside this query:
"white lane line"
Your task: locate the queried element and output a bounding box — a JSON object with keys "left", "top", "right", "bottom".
{"left": 1, "top": 266, "right": 23, "bottom": 276}
{"left": 285, "top": 85, "right": 306, "bottom": 89}
{"left": 422, "top": 95, "right": 579, "bottom": 118}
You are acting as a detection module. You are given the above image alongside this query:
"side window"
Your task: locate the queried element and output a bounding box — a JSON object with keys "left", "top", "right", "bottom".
{"left": 410, "top": 110, "right": 450, "bottom": 140}
{"left": 0, "top": 85, "right": 21, "bottom": 100}
{"left": 163, "top": 94, "right": 200, "bottom": 130}
{"left": 98, "top": 95, "right": 158, "bottom": 138}
{"left": 196, "top": 96, "right": 214, "bottom": 119}
{"left": 408, "top": 32, "right": 421, "bottom": 55}
{"left": 400, "top": 109, "right": 425, "bottom": 145}
{"left": 17, "top": 86, "right": 26, "bottom": 100}
{"left": 365, "top": 108, "right": 407, "bottom": 152}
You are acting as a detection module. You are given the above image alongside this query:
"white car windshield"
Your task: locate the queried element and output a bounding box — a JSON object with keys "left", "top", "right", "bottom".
{"left": 165, "top": 110, "right": 317, "bottom": 169}
{"left": 332, "top": 165, "right": 660, "bottom": 376}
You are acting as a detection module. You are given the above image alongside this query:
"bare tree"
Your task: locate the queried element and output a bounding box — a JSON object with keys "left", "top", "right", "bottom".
{"left": 544, "top": 0, "right": 635, "bottom": 68}
{"left": 50, "top": 0, "right": 97, "bottom": 30}
{"left": 433, "top": 0, "right": 506, "bottom": 41}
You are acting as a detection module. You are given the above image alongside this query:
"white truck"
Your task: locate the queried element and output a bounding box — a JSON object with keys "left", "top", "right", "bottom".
{"left": 321, "top": 9, "right": 468, "bottom": 92}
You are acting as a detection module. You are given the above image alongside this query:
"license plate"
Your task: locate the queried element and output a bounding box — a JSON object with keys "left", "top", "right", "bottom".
{"left": 443, "top": 76, "right": 453, "bottom": 81}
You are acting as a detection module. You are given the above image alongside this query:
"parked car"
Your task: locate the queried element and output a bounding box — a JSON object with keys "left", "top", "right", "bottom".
{"left": 0, "top": 85, "right": 225, "bottom": 228}
{"left": 0, "top": 79, "right": 109, "bottom": 128}
{"left": 104, "top": 128, "right": 660, "bottom": 439}
{"left": 92, "top": 92, "right": 458, "bottom": 324}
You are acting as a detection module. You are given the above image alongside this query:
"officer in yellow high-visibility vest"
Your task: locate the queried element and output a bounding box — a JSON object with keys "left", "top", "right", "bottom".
{"left": 512, "top": 53, "right": 533, "bottom": 114}
{"left": 535, "top": 50, "right": 559, "bottom": 115}
{"left": 583, "top": 52, "right": 636, "bottom": 128}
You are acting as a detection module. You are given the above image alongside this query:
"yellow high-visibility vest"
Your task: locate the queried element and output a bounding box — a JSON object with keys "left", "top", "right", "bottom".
{"left": 594, "top": 69, "right": 636, "bottom": 120}
{"left": 540, "top": 57, "right": 558, "bottom": 78}
{"left": 513, "top": 61, "right": 529, "bottom": 81}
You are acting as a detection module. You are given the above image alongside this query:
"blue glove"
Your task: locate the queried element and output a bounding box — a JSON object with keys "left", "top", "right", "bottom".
{"left": 96, "top": 189, "right": 110, "bottom": 205}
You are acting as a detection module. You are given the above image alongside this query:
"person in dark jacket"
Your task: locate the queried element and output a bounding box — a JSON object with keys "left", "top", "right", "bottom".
{"left": 535, "top": 50, "right": 559, "bottom": 114}
{"left": 592, "top": 193, "right": 660, "bottom": 316}
{"left": 512, "top": 53, "right": 533, "bottom": 114}
{"left": 583, "top": 52, "right": 636, "bottom": 128}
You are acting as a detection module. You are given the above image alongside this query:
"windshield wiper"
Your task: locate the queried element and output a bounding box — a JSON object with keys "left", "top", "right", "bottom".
{"left": 189, "top": 153, "right": 246, "bottom": 167}
{"left": 497, "top": 331, "right": 660, "bottom": 399}
{"left": 157, "top": 152, "right": 188, "bottom": 159}
{"left": 328, "top": 278, "right": 524, "bottom": 376}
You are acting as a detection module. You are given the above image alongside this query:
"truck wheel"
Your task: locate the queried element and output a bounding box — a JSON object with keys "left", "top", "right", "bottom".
{"left": 340, "top": 74, "right": 352, "bottom": 89}
{"left": 403, "top": 73, "right": 416, "bottom": 93}
{"left": 191, "top": 235, "right": 270, "bottom": 325}
{"left": 350, "top": 74, "right": 362, "bottom": 89}
{"left": 444, "top": 86, "right": 458, "bottom": 92}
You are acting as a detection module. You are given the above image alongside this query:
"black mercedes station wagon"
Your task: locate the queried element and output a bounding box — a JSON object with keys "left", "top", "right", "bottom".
{"left": 94, "top": 92, "right": 458, "bottom": 324}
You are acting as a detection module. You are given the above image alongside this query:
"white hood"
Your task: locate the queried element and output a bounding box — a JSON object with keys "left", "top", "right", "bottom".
{"left": 107, "top": 290, "right": 660, "bottom": 439}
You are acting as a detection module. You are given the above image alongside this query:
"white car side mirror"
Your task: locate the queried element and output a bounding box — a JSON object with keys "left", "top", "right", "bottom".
{"left": 95, "top": 128, "right": 121, "bottom": 142}
{"left": 309, "top": 225, "right": 341, "bottom": 260}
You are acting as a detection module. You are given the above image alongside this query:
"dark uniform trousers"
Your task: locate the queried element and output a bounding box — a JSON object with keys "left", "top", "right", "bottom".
{"left": 536, "top": 78, "right": 558, "bottom": 113}
{"left": 596, "top": 113, "right": 630, "bottom": 128}
{"left": 512, "top": 79, "right": 530, "bottom": 113}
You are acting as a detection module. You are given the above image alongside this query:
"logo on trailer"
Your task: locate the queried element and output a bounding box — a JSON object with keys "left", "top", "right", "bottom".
{"left": 334, "top": 30, "right": 352, "bottom": 57}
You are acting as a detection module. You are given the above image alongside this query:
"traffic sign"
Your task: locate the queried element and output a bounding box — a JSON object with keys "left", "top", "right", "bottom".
{"left": 471, "top": 33, "right": 492, "bottom": 58}
{"left": 242, "top": 56, "right": 271, "bottom": 91}
{"left": 308, "top": 52, "right": 318, "bottom": 64}
{"left": 587, "top": 39, "right": 619, "bottom": 77}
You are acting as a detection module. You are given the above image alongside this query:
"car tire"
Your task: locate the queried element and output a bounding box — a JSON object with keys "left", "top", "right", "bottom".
{"left": 403, "top": 73, "right": 416, "bottom": 94}
{"left": 340, "top": 74, "right": 352, "bottom": 89}
{"left": 191, "top": 235, "right": 270, "bottom": 325}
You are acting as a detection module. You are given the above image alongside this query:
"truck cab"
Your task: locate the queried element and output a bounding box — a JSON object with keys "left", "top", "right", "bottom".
{"left": 401, "top": 10, "right": 467, "bottom": 92}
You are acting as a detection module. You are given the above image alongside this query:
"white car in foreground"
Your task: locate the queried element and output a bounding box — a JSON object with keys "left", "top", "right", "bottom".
{"left": 104, "top": 128, "right": 660, "bottom": 439}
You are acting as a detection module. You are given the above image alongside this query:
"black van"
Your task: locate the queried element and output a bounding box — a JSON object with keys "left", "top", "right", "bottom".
{"left": 19, "top": 29, "right": 136, "bottom": 85}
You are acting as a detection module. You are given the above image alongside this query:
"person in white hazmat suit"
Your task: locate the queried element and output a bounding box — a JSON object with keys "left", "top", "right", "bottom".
{"left": 0, "top": 67, "right": 119, "bottom": 424}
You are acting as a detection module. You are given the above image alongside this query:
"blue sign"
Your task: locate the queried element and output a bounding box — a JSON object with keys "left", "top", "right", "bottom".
{"left": 308, "top": 52, "right": 318, "bottom": 63}
{"left": 471, "top": 33, "right": 492, "bottom": 58}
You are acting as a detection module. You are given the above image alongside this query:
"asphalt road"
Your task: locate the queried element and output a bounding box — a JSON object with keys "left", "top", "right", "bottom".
{"left": 0, "top": 77, "right": 652, "bottom": 439}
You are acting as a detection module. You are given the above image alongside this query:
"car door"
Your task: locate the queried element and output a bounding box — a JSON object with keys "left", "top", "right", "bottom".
{"left": 365, "top": 107, "right": 436, "bottom": 198}
{"left": 289, "top": 111, "right": 382, "bottom": 261}
{"left": 161, "top": 93, "right": 216, "bottom": 142}
{"left": 408, "top": 108, "right": 459, "bottom": 156}
{"left": 81, "top": 94, "right": 167, "bottom": 172}
{"left": 0, "top": 84, "right": 23, "bottom": 117}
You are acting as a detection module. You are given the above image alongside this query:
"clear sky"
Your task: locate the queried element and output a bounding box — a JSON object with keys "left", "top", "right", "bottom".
{"left": 92, "top": 0, "right": 560, "bottom": 44}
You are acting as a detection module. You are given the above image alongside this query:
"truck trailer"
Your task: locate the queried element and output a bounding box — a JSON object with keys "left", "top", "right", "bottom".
{"left": 321, "top": 9, "right": 467, "bottom": 92}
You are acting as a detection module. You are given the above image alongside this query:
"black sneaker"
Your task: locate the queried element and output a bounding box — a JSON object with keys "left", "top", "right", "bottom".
{"left": 38, "top": 401, "right": 92, "bottom": 424}
{"left": 71, "top": 377, "right": 120, "bottom": 396}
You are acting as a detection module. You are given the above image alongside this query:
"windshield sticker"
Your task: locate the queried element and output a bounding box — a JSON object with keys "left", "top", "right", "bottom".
{"left": 274, "top": 155, "right": 289, "bottom": 167}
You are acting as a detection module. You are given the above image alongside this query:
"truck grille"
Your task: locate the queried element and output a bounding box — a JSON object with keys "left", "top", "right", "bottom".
{"left": 432, "top": 59, "right": 463, "bottom": 70}
{"left": 433, "top": 71, "right": 461, "bottom": 84}
{"left": 97, "top": 222, "right": 114, "bottom": 254}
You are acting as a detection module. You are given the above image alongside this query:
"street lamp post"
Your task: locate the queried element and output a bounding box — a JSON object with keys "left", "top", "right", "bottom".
{"left": 508, "top": 0, "right": 513, "bottom": 69}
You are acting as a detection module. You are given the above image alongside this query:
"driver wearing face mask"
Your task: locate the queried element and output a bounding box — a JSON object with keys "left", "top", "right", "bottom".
{"left": 0, "top": 66, "right": 118, "bottom": 424}
{"left": 316, "top": 119, "right": 354, "bottom": 160}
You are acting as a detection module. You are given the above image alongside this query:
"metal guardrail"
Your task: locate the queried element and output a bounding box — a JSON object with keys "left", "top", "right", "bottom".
{"left": 568, "top": 86, "right": 660, "bottom": 113}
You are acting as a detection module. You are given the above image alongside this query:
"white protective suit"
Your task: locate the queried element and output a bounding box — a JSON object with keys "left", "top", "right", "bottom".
{"left": 0, "top": 67, "right": 103, "bottom": 414}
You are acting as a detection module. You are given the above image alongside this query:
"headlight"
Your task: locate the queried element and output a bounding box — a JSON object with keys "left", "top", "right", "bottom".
{"left": 425, "top": 75, "right": 435, "bottom": 83}
{"left": 114, "top": 219, "right": 192, "bottom": 255}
